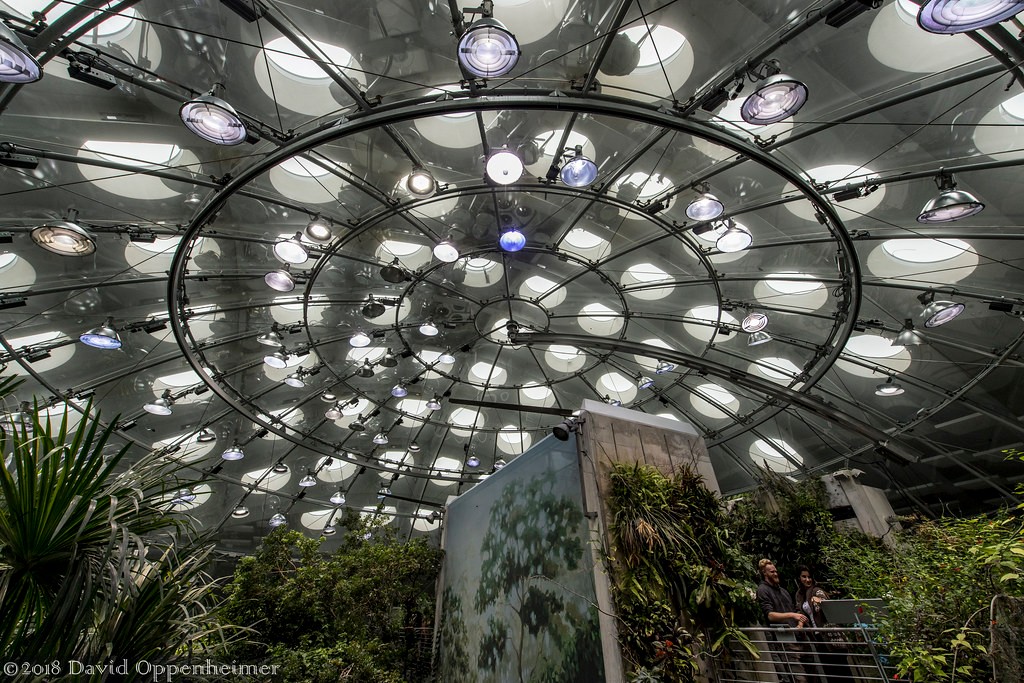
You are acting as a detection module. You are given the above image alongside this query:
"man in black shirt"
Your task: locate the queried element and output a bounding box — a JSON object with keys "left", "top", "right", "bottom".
{"left": 756, "top": 559, "right": 808, "bottom": 627}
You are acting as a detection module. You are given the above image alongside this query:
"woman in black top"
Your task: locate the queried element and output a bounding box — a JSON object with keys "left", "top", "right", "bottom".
{"left": 795, "top": 566, "right": 856, "bottom": 683}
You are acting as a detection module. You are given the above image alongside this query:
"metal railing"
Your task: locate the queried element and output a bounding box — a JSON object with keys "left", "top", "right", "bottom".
{"left": 712, "top": 626, "right": 907, "bottom": 682}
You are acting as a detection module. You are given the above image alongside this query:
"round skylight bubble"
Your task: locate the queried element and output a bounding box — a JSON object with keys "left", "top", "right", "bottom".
{"left": 621, "top": 263, "right": 674, "bottom": 300}
{"left": 496, "top": 426, "right": 533, "bottom": 455}
{"left": 520, "top": 275, "right": 566, "bottom": 307}
{"left": 683, "top": 305, "right": 738, "bottom": 343}
{"left": 836, "top": 334, "right": 912, "bottom": 378}
{"left": 561, "top": 227, "right": 611, "bottom": 261}
{"left": 750, "top": 438, "right": 802, "bottom": 473}
{"left": 867, "top": 239, "right": 977, "bottom": 284}
{"left": 754, "top": 272, "right": 828, "bottom": 314}
{"left": 748, "top": 357, "right": 802, "bottom": 384}
{"left": 449, "top": 407, "right": 484, "bottom": 437}
{"left": 578, "top": 303, "right": 624, "bottom": 335}
{"left": 783, "top": 164, "right": 884, "bottom": 222}
{"left": 881, "top": 238, "right": 970, "bottom": 263}
{"left": 597, "top": 371, "right": 638, "bottom": 404}
{"left": 544, "top": 344, "right": 587, "bottom": 372}
{"left": 469, "top": 361, "right": 508, "bottom": 385}
{"left": 621, "top": 25, "right": 687, "bottom": 67}
{"left": 520, "top": 383, "right": 555, "bottom": 407}
{"left": 690, "top": 383, "right": 740, "bottom": 419}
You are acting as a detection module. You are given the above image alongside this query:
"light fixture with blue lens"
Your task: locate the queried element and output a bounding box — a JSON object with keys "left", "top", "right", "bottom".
{"left": 80, "top": 317, "right": 122, "bottom": 349}
{"left": 638, "top": 375, "right": 655, "bottom": 390}
{"left": 439, "top": 349, "right": 456, "bottom": 364}
{"left": 685, "top": 184, "right": 725, "bottom": 221}
{"left": 330, "top": 490, "right": 346, "bottom": 505}
{"left": 180, "top": 93, "right": 247, "bottom": 146}
{"left": 268, "top": 513, "right": 287, "bottom": 528}
{"left": 391, "top": 383, "right": 409, "bottom": 398}
{"left": 0, "top": 23, "right": 42, "bottom": 84}
{"left": 466, "top": 455, "right": 481, "bottom": 468}
{"left": 499, "top": 227, "right": 526, "bottom": 252}
{"left": 741, "top": 72, "right": 808, "bottom": 125}
{"left": 457, "top": 16, "right": 520, "bottom": 78}
{"left": 559, "top": 146, "right": 598, "bottom": 187}
{"left": 220, "top": 442, "right": 245, "bottom": 461}
{"left": 420, "top": 320, "right": 439, "bottom": 336}
{"left": 917, "top": 0, "right": 1024, "bottom": 34}
{"left": 655, "top": 361, "right": 675, "bottom": 375}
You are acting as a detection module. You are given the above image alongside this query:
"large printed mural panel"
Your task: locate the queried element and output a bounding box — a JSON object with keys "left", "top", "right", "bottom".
{"left": 437, "top": 434, "right": 606, "bottom": 683}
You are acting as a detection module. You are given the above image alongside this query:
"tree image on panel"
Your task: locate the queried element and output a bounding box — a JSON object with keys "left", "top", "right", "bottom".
{"left": 473, "top": 475, "right": 597, "bottom": 682}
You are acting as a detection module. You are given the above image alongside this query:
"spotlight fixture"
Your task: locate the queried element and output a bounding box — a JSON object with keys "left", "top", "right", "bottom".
{"left": 439, "top": 349, "right": 457, "bottom": 364}
{"left": 79, "top": 317, "right": 122, "bottom": 349}
{"left": 433, "top": 236, "right": 461, "bottom": 262}
{"left": 748, "top": 330, "right": 772, "bottom": 346}
{"left": 274, "top": 232, "right": 309, "bottom": 264}
{"left": 0, "top": 23, "right": 42, "bottom": 83}
{"left": 655, "top": 361, "right": 675, "bottom": 375}
{"left": 171, "top": 488, "right": 196, "bottom": 505}
{"left": 263, "top": 350, "right": 288, "bottom": 369}
{"left": 685, "top": 185, "right": 725, "bottom": 221}
{"left": 741, "top": 312, "right": 769, "bottom": 333}
{"left": 466, "top": 455, "right": 481, "bottom": 468}
{"left": 196, "top": 428, "right": 217, "bottom": 443}
{"left": 457, "top": 14, "right": 520, "bottom": 78}
{"left": 184, "top": 191, "right": 202, "bottom": 207}
{"left": 715, "top": 221, "right": 752, "bottom": 253}
{"left": 894, "top": 318, "right": 924, "bottom": 346}
{"left": 875, "top": 377, "right": 906, "bottom": 396}
{"left": 320, "top": 391, "right": 338, "bottom": 403}
{"left": 349, "top": 330, "right": 371, "bottom": 348}
{"left": 427, "top": 394, "right": 442, "bottom": 411}
{"left": 558, "top": 146, "right": 598, "bottom": 188}
{"left": 143, "top": 390, "right": 174, "bottom": 416}
{"left": 322, "top": 524, "right": 337, "bottom": 536}
{"left": 179, "top": 93, "right": 247, "bottom": 145}
{"left": 220, "top": 442, "right": 245, "bottom": 461}
{"left": 330, "top": 490, "right": 346, "bottom": 505}
{"left": 298, "top": 471, "right": 317, "bottom": 487}
{"left": 268, "top": 512, "right": 287, "bottom": 528}
{"left": 485, "top": 148, "right": 524, "bottom": 185}
{"left": 348, "top": 416, "right": 366, "bottom": 431}
{"left": 380, "top": 258, "right": 407, "bottom": 283}
{"left": 380, "top": 349, "right": 398, "bottom": 368}
{"left": 271, "top": 462, "right": 289, "bottom": 474}
{"left": 362, "top": 295, "right": 387, "bottom": 319}
{"left": 493, "top": 458, "right": 507, "bottom": 470}
{"left": 406, "top": 166, "right": 437, "bottom": 196}
{"left": 916, "top": 173, "right": 984, "bottom": 223}
{"left": 391, "top": 383, "right": 409, "bottom": 398}
{"left": 741, "top": 72, "right": 808, "bottom": 125}
{"left": 917, "top": 0, "right": 1024, "bottom": 34}
{"left": 419, "top": 319, "right": 439, "bottom": 336}
{"left": 638, "top": 375, "right": 655, "bottom": 390}
{"left": 284, "top": 371, "right": 305, "bottom": 388}
{"left": 304, "top": 215, "right": 333, "bottom": 243}
{"left": 264, "top": 265, "right": 295, "bottom": 292}
{"left": 372, "top": 432, "right": 389, "bottom": 445}
{"left": 230, "top": 505, "right": 250, "bottom": 518}
{"left": 499, "top": 227, "right": 527, "bottom": 252}
{"left": 553, "top": 417, "right": 578, "bottom": 441}
{"left": 325, "top": 403, "right": 344, "bottom": 420}
{"left": 31, "top": 220, "right": 95, "bottom": 256}
{"left": 919, "top": 292, "right": 965, "bottom": 328}
{"left": 377, "top": 486, "right": 392, "bottom": 499}
{"left": 358, "top": 360, "right": 375, "bottom": 378}
{"left": 408, "top": 441, "right": 422, "bottom": 452}
{"left": 257, "top": 329, "right": 284, "bottom": 347}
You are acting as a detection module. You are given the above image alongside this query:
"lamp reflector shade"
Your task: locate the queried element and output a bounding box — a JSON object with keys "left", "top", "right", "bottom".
{"left": 380, "top": 258, "right": 407, "bottom": 283}
{"left": 638, "top": 376, "right": 655, "bottom": 390}
{"left": 917, "top": 0, "right": 1024, "bottom": 34}
{"left": 457, "top": 17, "right": 520, "bottom": 78}
{"left": 171, "top": 488, "right": 196, "bottom": 505}
{"left": 284, "top": 372, "right": 305, "bottom": 388}
{"left": 494, "top": 458, "right": 507, "bottom": 469}
{"left": 916, "top": 189, "right": 984, "bottom": 223}
{"left": 408, "top": 441, "right": 422, "bottom": 452}
{"left": 499, "top": 228, "right": 526, "bottom": 252}
{"left": 655, "top": 361, "right": 675, "bottom": 375}
{"left": 740, "top": 73, "right": 808, "bottom": 125}
{"left": 419, "top": 320, "right": 439, "bottom": 336}
{"left": 875, "top": 380, "right": 905, "bottom": 396}
{"left": 257, "top": 330, "right": 284, "bottom": 347}
{"left": 741, "top": 312, "right": 769, "bottom": 333}
{"left": 31, "top": 221, "right": 95, "bottom": 256}
{"left": 304, "top": 216, "right": 333, "bottom": 243}
{"left": 685, "top": 193, "right": 725, "bottom": 221}
{"left": 439, "top": 350, "right": 456, "bottom": 364}
{"left": 221, "top": 443, "right": 245, "bottom": 461}
{"left": 274, "top": 232, "right": 309, "bottom": 264}
{"left": 263, "top": 351, "right": 288, "bottom": 368}
{"left": 716, "top": 223, "right": 752, "bottom": 252}
{"left": 391, "top": 384, "right": 409, "bottom": 398}
{"left": 0, "top": 23, "right": 42, "bottom": 83}
{"left": 380, "top": 350, "right": 398, "bottom": 368}
{"left": 330, "top": 490, "right": 346, "bottom": 505}
{"left": 298, "top": 473, "right": 317, "bottom": 487}
{"left": 325, "top": 404, "right": 343, "bottom": 420}
{"left": 748, "top": 330, "right": 772, "bottom": 346}
{"left": 559, "top": 155, "right": 598, "bottom": 187}
{"left": 268, "top": 513, "right": 287, "bottom": 527}
{"left": 180, "top": 94, "right": 247, "bottom": 145}
{"left": 485, "top": 149, "right": 523, "bottom": 185}
{"left": 372, "top": 432, "right": 389, "bottom": 445}
{"left": 894, "top": 319, "right": 924, "bottom": 346}
{"left": 922, "top": 300, "right": 965, "bottom": 328}
{"left": 230, "top": 505, "right": 250, "bottom": 518}
{"left": 406, "top": 167, "right": 436, "bottom": 196}
{"left": 433, "top": 239, "right": 460, "bottom": 263}
{"left": 143, "top": 393, "right": 173, "bottom": 416}
{"left": 80, "top": 319, "right": 122, "bottom": 349}
{"left": 358, "top": 360, "right": 375, "bottom": 378}
{"left": 427, "top": 394, "right": 442, "bottom": 411}
{"left": 265, "top": 267, "right": 295, "bottom": 292}
{"left": 362, "top": 296, "right": 387, "bottom": 319}
{"left": 322, "top": 524, "right": 337, "bottom": 536}
{"left": 466, "top": 455, "right": 481, "bottom": 468}
{"left": 349, "top": 330, "right": 371, "bottom": 347}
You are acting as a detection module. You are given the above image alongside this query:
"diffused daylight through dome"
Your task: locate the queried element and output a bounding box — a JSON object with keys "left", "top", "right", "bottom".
{"left": 1, "top": 0, "right": 1021, "bottom": 558}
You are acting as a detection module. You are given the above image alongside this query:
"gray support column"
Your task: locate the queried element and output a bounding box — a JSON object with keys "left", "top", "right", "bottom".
{"left": 822, "top": 469, "right": 901, "bottom": 547}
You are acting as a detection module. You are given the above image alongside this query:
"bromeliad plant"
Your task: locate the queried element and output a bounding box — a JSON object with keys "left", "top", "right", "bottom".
{"left": 0, "top": 376, "right": 227, "bottom": 673}
{"left": 607, "top": 463, "right": 759, "bottom": 682}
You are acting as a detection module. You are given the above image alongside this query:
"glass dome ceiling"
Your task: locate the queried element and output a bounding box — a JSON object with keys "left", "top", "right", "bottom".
{"left": 1, "top": 0, "right": 1023, "bottom": 552}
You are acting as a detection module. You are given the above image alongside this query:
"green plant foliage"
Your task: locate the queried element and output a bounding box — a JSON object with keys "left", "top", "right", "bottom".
{"left": 826, "top": 514, "right": 1024, "bottom": 682}
{"left": 470, "top": 474, "right": 603, "bottom": 683}
{"left": 726, "top": 468, "right": 836, "bottom": 581}
{"left": 0, "top": 378, "right": 226, "bottom": 678}
{"left": 218, "top": 515, "right": 442, "bottom": 683}
{"left": 607, "top": 463, "right": 759, "bottom": 682}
